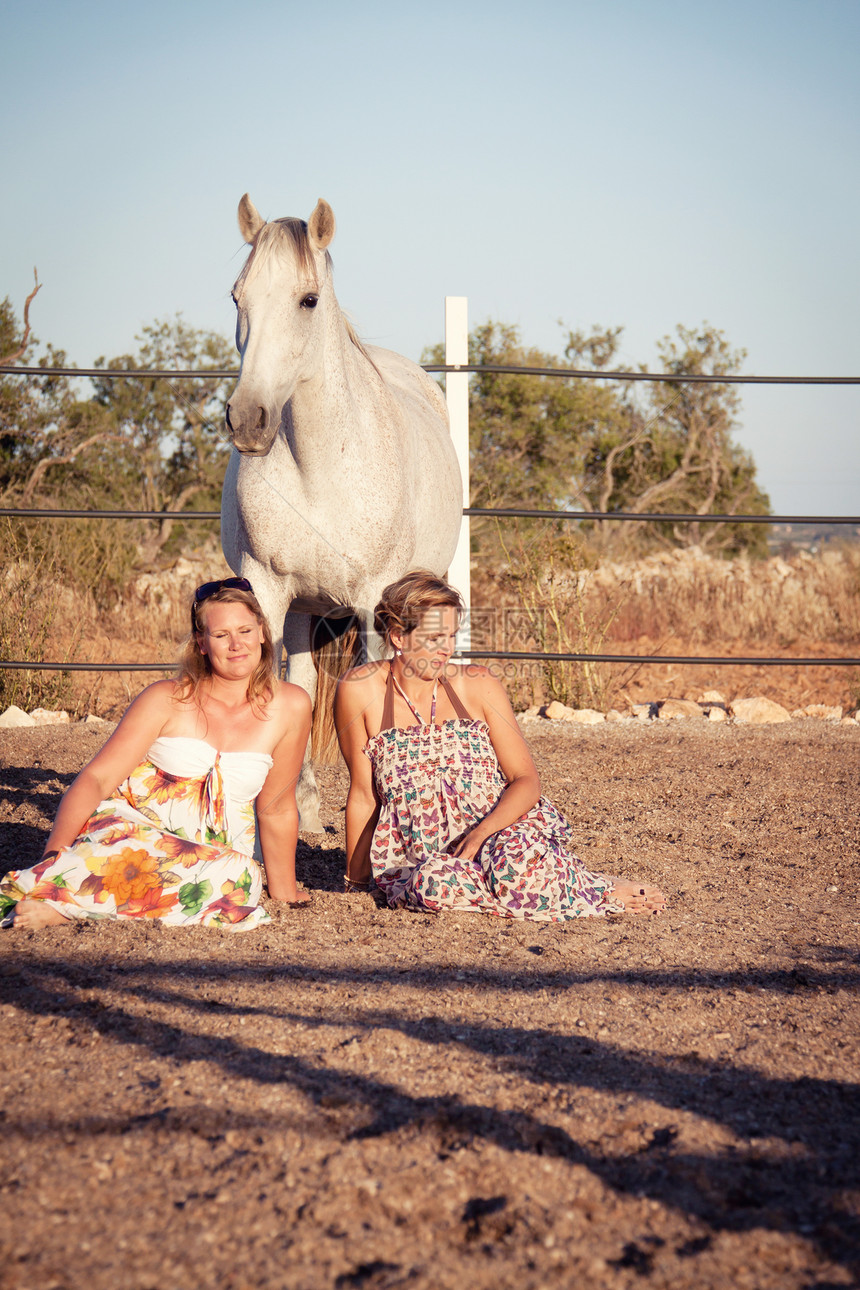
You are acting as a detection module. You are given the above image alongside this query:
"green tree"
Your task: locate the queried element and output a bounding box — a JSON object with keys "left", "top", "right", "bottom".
{"left": 1, "top": 283, "right": 124, "bottom": 510}
{"left": 423, "top": 320, "right": 632, "bottom": 566}
{"left": 0, "top": 286, "right": 82, "bottom": 503}
{"left": 2, "top": 299, "right": 235, "bottom": 603}
{"left": 425, "top": 320, "right": 629, "bottom": 512}
{"left": 424, "top": 318, "right": 770, "bottom": 561}
{"left": 89, "top": 316, "right": 234, "bottom": 555}
{"left": 575, "top": 323, "right": 770, "bottom": 556}
{"left": 0, "top": 293, "right": 40, "bottom": 491}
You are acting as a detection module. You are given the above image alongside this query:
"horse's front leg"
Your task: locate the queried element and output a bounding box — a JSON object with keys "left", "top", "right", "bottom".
{"left": 238, "top": 559, "right": 291, "bottom": 668}
{"left": 234, "top": 565, "right": 322, "bottom": 833}
{"left": 360, "top": 604, "right": 387, "bottom": 664}
{"left": 282, "top": 610, "right": 324, "bottom": 833}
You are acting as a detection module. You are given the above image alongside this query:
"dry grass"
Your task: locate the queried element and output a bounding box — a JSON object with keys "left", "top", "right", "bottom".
{"left": 0, "top": 556, "right": 87, "bottom": 715}
{"left": 584, "top": 543, "right": 860, "bottom": 646}
{"left": 472, "top": 542, "right": 860, "bottom": 712}
{"left": 476, "top": 544, "right": 860, "bottom": 652}
{"left": 2, "top": 534, "right": 858, "bottom": 719}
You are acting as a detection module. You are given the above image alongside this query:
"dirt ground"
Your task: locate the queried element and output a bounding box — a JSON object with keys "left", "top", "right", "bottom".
{"left": 0, "top": 719, "right": 858, "bottom": 1290}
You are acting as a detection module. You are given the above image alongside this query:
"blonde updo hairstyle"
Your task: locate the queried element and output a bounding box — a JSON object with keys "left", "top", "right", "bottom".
{"left": 177, "top": 585, "right": 276, "bottom": 710}
{"left": 374, "top": 570, "right": 464, "bottom": 652}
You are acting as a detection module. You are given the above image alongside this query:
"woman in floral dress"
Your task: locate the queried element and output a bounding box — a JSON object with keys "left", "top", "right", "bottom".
{"left": 335, "top": 571, "right": 665, "bottom": 920}
{"left": 0, "top": 579, "right": 312, "bottom": 931}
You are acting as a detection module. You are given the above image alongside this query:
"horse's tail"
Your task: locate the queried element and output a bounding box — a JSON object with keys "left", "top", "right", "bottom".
{"left": 310, "top": 613, "right": 363, "bottom": 764}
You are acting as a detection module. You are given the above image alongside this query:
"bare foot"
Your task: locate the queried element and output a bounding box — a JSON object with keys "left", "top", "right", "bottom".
{"left": 9, "top": 901, "right": 71, "bottom": 930}
{"left": 605, "top": 880, "right": 666, "bottom": 915}
{"left": 271, "top": 888, "right": 311, "bottom": 908}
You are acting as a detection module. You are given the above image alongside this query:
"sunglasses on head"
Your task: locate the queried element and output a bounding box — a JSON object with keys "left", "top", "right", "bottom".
{"left": 191, "top": 577, "right": 254, "bottom": 629}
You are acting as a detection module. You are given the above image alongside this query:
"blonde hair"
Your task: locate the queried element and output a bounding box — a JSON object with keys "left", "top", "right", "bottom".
{"left": 374, "top": 570, "right": 464, "bottom": 648}
{"left": 176, "top": 585, "right": 276, "bottom": 710}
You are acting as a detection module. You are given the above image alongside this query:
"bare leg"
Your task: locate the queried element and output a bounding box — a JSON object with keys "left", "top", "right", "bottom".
{"left": 10, "top": 901, "right": 71, "bottom": 929}
{"left": 264, "top": 853, "right": 312, "bottom": 907}
{"left": 605, "top": 879, "right": 666, "bottom": 915}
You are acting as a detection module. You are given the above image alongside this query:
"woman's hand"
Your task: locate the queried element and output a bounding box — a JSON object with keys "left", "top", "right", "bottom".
{"left": 447, "top": 826, "right": 489, "bottom": 861}
{"left": 444, "top": 667, "right": 542, "bottom": 845}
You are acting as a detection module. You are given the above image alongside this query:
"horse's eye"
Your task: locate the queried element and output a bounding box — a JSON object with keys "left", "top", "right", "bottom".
{"left": 300, "top": 294, "right": 319, "bottom": 310}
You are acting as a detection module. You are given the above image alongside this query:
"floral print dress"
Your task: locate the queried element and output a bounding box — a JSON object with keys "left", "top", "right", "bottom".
{"left": 366, "top": 672, "right": 622, "bottom": 920}
{"left": 0, "top": 737, "right": 273, "bottom": 931}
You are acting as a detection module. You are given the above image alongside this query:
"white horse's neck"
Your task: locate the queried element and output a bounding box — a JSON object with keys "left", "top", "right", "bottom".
{"left": 285, "top": 296, "right": 383, "bottom": 476}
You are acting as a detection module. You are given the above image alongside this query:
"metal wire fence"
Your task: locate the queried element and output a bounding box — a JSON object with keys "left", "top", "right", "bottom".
{"left": 3, "top": 362, "right": 860, "bottom": 384}
{"left": 1, "top": 361, "right": 857, "bottom": 675}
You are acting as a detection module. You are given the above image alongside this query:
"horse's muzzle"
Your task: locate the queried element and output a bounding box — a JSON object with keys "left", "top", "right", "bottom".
{"left": 225, "top": 402, "right": 275, "bottom": 454}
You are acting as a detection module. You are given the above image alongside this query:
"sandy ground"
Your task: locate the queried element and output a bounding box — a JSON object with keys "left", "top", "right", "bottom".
{"left": 0, "top": 719, "right": 858, "bottom": 1290}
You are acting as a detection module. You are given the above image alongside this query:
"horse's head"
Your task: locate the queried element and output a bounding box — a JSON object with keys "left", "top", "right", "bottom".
{"left": 226, "top": 195, "right": 336, "bottom": 455}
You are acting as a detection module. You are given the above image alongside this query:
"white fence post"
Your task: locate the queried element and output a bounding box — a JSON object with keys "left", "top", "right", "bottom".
{"left": 445, "top": 296, "right": 471, "bottom": 650}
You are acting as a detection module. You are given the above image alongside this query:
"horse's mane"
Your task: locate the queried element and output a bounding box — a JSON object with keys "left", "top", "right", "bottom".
{"left": 236, "top": 219, "right": 370, "bottom": 361}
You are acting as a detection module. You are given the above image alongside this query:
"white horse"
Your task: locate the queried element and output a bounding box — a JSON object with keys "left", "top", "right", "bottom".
{"left": 222, "top": 195, "right": 462, "bottom": 831}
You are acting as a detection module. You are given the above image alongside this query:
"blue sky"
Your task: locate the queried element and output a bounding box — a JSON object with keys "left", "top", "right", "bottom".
{"left": 2, "top": 0, "right": 858, "bottom": 515}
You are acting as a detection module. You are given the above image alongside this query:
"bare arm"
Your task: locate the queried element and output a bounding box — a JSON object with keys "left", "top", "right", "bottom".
{"left": 334, "top": 672, "right": 379, "bottom": 885}
{"left": 255, "top": 685, "right": 312, "bottom": 903}
{"left": 449, "top": 669, "right": 541, "bottom": 859}
{"left": 41, "top": 681, "right": 177, "bottom": 856}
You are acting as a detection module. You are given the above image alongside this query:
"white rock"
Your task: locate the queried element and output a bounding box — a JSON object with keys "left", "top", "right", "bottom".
{"left": 83, "top": 714, "right": 110, "bottom": 727}
{"left": 543, "top": 700, "right": 574, "bottom": 721}
{"left": 632, "top": 703, "right": 656, "bottom": 722}
{"left": 606, "top": 709, "right": 624, "bottom": 723}
{"left": 730, "top": 697, "right": 792, "bottom": 724}
{"left": 30, "top": 709, "right": 71, "bottom": 726}
{"left": 840, "top": 716, "right": 858, "bottom": 726}
{"left": 701, "top": 689, "right": 727, "bottom": 705}
{"left": 708, "top": 706, "right": 728, "bottom": 722}
{"left": 567, "top": 708, "right": 605, "bottom": 725}
{"left": 803, "top": 704, "right": 843, "bottom": 722}
{"left": 0, "top": 705, "right": 37, "bottom": 728}
{"left": 658, "top": 699, "right": 704, "bottom": 721}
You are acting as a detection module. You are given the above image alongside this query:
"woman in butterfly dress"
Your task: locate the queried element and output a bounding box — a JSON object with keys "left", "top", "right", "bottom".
{"left": 334, "top": 571, "right": 665, "bottom": 920}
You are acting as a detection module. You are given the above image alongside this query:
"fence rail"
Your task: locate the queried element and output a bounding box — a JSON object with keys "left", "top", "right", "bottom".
{"left": 2, "top": 362, "right": 859, "bottom": 385}
{"left": 2, "top": 507, "right": 858, "bottom": 526}
{"left": 2, "top": 652, "right": 858, "bottom": 674}
{"left": 423, "top": 363, "right": 860, "bottom": 386}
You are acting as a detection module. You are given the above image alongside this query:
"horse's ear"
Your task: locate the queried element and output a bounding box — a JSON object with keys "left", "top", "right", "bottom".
{"left": 238, "top": 194, "right": 265, "bottom": 244}
{"left": 308, "top": 199, "right": 336, "bottom": 251}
